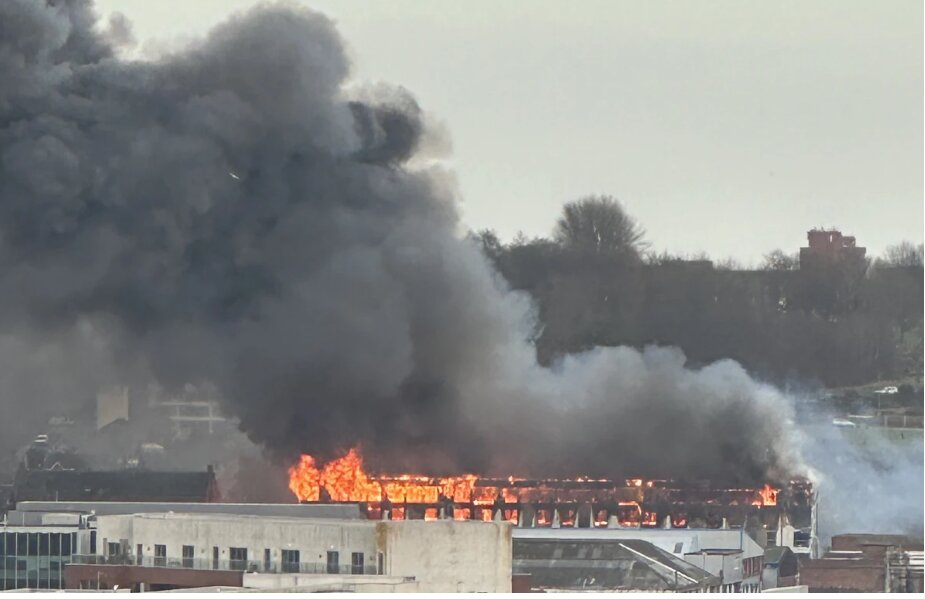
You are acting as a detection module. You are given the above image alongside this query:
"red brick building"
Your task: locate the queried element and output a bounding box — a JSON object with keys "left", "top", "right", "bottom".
{"left": 801, "top": 534, "right": 923, "bottom": 593}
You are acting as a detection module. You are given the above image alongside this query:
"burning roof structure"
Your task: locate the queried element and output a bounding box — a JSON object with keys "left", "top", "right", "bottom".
{"left": 288, "top": 449, "right": 816, "bottom": 549}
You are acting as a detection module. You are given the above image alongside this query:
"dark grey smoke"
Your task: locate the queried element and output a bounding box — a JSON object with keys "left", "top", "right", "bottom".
{"left": 0, "top": 0, "right": 805, "bottom": 483}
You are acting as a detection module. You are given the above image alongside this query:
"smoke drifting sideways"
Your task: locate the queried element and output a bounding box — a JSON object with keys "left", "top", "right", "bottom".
{"left": 801, "top": 423, "right": 924, "bottom": 542}
{"left": 0, "top": 0, "right": 806, "bottom": 485}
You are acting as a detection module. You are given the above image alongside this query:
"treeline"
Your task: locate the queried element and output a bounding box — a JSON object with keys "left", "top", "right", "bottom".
{"left": 472, "top": 196, "right": 923, "bottom": 388}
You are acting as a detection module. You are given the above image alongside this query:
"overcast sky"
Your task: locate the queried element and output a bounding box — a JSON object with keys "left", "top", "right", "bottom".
{"left": 94, "top": 0, "right": 923, "bottom": 264}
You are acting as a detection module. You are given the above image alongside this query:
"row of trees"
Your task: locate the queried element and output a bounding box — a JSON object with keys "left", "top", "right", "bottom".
{"left": 473, "top": 196, "right": 923, "bottom": 387}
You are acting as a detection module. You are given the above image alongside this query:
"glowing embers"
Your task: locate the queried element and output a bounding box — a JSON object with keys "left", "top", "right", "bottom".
{"left": 453, "top": 508, "right": 471, "bottom": 521}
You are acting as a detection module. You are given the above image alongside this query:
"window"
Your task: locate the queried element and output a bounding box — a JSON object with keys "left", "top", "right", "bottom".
{"left": 182, "top": 545, "right": 194, "bottom": 568}
{"left": 378, "top": 552, "right": 384, "bottom": 576}
{"left": 136, "top": 544, "right": 142, "bottom": 564}
{"left": 50, "top": 534, "right": 61, "bottom": 557}
{"left": 766, "top": 531, "right": 777, "bottom": 547}
{"left": 229, "top": 547, "right": 247, "bottom": 571}
{"left": 673, "top": 542, "right": 684, "bottom": 553}
{"left": 351, "top": 552, "right": 364, "bottom": 575}
{"left": 212, "top": 546, "right": 219, "bottom": 570}
{"left": 264, "top": 548, "right": 271, "bottom": 572}
{"left": 61, "top": 534, "right": 72, "bottom": 557}
{"left": 107, "top": 542, "right": 120, "bottom": 563}
{"left": 154, "top": 544, "right": 167, "bottom": 567}
{"left": 326, "top": 550, "right": 339, "bottom": 574}
{"left": 89, "top": 531, "right": 96, "bottom": 554}
{"left": 281, "top": 549, "right": 300, "bottom": 573}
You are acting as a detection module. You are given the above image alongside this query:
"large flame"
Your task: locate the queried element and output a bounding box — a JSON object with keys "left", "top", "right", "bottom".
{"left": 288, "top": 447, "right": 486, "bottom": 504}
{"left": 756, "top": 483, "right": 779, "bottom": 506}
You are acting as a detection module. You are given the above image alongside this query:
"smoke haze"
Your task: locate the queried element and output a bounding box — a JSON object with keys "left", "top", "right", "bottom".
{"left": 2, "top": 0, "right": 814, "bottom": 485}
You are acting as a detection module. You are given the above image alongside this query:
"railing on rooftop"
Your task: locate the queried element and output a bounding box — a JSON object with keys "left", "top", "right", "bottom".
{"left": 68, "top": 554, "right": 380, "bottom": 575}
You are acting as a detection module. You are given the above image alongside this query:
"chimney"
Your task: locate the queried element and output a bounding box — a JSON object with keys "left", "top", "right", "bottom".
{"left": 607, "top": 515, "right": 620, "bottom": 528}
{"left": 552, "top": 509, "right": 561, "bottom": 529}
{"left": 663, "top": 515, "right": 672, "bottom": 529}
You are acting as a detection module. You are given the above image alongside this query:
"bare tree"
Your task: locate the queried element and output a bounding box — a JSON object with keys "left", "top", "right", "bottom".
{"left": 554, "top": 195, "right": 646, "bottom": 258}
{"left": 761, "top": 249, "right": 799, "bottom": 271}
{"left": 880, "top": 241, "right": 924, "bottom": 268}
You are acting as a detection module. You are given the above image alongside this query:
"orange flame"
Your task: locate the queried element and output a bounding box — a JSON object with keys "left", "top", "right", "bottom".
{"left": 287, "top": 454, "right": 321, "bottom": 502}
{"left": 755, "top": 484, "right": 779, "bottom": 506}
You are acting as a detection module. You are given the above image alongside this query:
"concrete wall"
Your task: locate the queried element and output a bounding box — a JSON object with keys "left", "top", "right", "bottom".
{"left": 378, "top": 520, "right": 512, "bottom": 592}
{"left": 243, "top": 573, "right": 419, "bottom": 592}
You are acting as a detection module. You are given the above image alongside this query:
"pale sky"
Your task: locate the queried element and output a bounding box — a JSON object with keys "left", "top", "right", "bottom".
{"left": 94, "top": 0, "right": 923, "bottom": 264}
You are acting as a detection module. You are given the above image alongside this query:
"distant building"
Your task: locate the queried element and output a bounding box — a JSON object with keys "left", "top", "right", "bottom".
{"left": 2, "top": 433, "right": 219, "bottom": 513}
{"left": 799, "top": 228, "right": 866, "bottom": 270}
{"left": 11, "top": 468, "right": 218, "bottom": 504}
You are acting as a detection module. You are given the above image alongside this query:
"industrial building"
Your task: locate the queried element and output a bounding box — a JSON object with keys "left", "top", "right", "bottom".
{"left": 513, "top": 527, "right": 764, "bottom": 592}
{"left": 513, "top": 537, "right": 720, "bottom": 592}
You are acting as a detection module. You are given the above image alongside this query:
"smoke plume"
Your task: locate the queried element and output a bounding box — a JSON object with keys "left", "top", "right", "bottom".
{"left": 0, "top": 0, "right": 806, "bottom": 483}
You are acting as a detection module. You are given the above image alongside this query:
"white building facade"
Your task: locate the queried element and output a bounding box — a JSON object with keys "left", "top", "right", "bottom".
{"left": 92, "top": 513, "right": 512, "bottom": 592}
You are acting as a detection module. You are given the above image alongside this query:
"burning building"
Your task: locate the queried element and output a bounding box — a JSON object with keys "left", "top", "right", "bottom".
{"left": 287, "top": 448, "right": 817, "bottom": 557}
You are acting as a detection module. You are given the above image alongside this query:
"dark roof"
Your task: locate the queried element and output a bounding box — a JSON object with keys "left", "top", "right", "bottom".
{"left": 832, "top": 534, "right": 924, "bottom": 552}
{"left": 12, "top": 469, "right": 217, "bottom": 503}
{"left": 513, "top": 538, "right": 719, "bottom": 592}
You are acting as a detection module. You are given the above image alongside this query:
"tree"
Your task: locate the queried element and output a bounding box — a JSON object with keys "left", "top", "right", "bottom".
{"left": 470, "top": 229, "right": 504, "bottom": 264}
{"left": 880, "top": 241, "right": 924, "bottom": 268}
{"left": 553, "top": 195, "right": 646, "bottom": 259}
{"left": 761, "top": 249, "right": 799, "bottom": 271}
